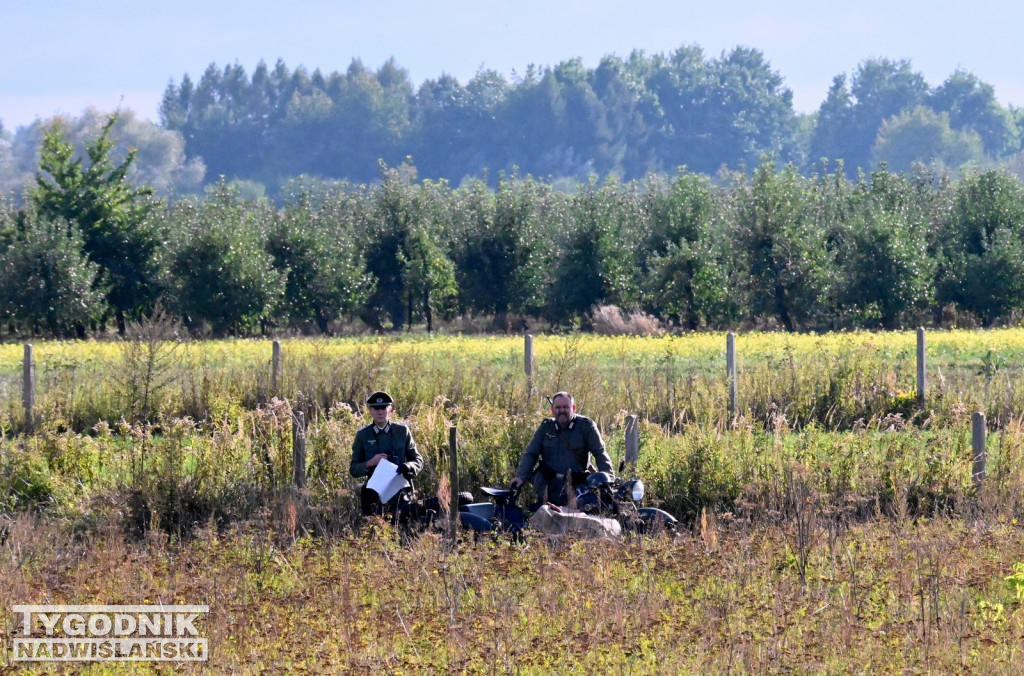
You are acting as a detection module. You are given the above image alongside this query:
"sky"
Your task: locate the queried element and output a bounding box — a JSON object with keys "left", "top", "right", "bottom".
{"left": 3, "top": 0, "right": 1024, "bottom": 131}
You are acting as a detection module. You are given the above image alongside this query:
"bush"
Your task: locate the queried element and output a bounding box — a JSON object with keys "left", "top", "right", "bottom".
{"left": 0, "top": 447, "right": 56, "bottom": 513}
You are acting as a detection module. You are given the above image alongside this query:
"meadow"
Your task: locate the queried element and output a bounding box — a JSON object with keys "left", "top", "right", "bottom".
{"left": 3, "top": 328, "right": 1024, "bottom": 673}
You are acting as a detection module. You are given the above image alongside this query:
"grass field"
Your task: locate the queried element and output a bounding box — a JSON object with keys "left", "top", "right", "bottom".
{"left": 3, "top": 329, "right": 1024, "bottom": 672}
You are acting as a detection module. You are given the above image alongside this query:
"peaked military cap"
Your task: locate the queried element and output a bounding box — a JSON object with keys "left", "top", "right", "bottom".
{"left": 366, "top": 391, "right": 394, "bottom": 407}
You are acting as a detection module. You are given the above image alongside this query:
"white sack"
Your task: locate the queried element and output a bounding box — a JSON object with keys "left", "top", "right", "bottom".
{"left": 528, "top": 505, "right": 622, "bottom": 539}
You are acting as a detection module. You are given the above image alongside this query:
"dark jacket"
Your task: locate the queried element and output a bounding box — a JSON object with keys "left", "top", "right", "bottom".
{"left": 350, "top": 421, "right": 423, "bottom": 479}
{"left": 514, "top": 415, "right": 613, "bottom": 504}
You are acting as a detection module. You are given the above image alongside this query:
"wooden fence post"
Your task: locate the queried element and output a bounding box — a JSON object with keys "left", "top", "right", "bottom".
{"left": 916, "top": 328, "right": 927, "bottom": 408}
{"left": 22, "top": 343, "right": 35, "bottom": 432}
{"left": 272, "top": 340, "right": 282, "bottom": 395}
{"left": 624, "top": 414, "right": 640, "bottom": 470}
{"left": 524, "top": 334, "right": 534, "bottom": 402}
{"left": 448, "top": 425, "right": 459, "bottom": 543}
{"left": 972, "top": 411, "right": 987, "bottom": 488}
{"left": 292, "top": 410, "right": 306, "bottom": 489}
{"left": 726, "top": 332, "right": 737, "bottom": 424}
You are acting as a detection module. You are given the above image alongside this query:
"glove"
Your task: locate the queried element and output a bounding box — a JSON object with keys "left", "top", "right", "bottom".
{"left": 398, "top": 463, "right": 416, "bottom": 480}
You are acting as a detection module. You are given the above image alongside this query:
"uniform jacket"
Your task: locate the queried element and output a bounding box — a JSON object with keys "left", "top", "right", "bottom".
{"left": 514, "top": 415, "right": 613, "bottom": 486}
{"left": 350, "top": 421, "right": 423, "bottom": 479}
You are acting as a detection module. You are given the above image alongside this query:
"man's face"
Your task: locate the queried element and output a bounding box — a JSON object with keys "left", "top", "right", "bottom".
{"left": 550, "top": 396, "right": 575, "bottom": 426}
{"left": 370, "top": 404, "right": 392, "bottom": 426}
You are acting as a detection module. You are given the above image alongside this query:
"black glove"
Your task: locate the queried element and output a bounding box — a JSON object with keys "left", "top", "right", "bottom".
{"left": 570, "top": 469, "right": 591, "bottom": 486}
{"left": 398, "top": 463, "right": 416, "bottom": 480}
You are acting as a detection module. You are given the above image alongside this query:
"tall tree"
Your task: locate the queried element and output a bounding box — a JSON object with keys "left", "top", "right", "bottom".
{"left": 929, "top": 70, "right": 1019, "bottom": 157}
{"left": 31, "top": 114, "right": 162, "bottom": 333}
{"left": 547, "top": 178, "right": 641, "bottom": 322}
{"left": 360, "top": 162, "right": 417, "bottom": 330}
{"left": 325, "top": 59, "right": 414, "bottom": 183}
{"left": 590, "top": 54, "right": 660, "bottom": 178}
{"left": 645, "top": 46, "right": 797, "bottom": 175}
{"left": 400, "top": 219, "right": 458, "bottom": 332}
{"left": 809, "top": 59, "right": 929, "bottom": 176}
{"left": 834, "top": 170, "right": 936, "bottom": 327}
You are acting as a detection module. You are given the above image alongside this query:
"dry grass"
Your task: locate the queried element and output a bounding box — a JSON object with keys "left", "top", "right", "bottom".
{"left": 5, "top": 331, "right": 1024, "bottom": 671}
{"left": 589, "top": 304, "right": 665, "bottom": 336}
{"left": 3, "top": 509, "right": 1024, "bottom": 673}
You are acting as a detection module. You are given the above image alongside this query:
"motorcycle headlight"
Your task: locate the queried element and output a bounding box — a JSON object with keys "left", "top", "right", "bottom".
{"left": 626, "top": 479, "right": 644, "bottom": 502}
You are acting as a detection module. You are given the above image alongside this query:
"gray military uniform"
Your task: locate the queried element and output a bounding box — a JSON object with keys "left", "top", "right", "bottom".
{"left": 514, "top": 415, "right": 613, "bottom": 505}
{"left": 350, "top": 421, "right": 423, "bottom": 479}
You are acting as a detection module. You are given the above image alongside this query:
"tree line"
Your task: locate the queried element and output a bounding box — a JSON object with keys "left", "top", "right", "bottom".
{"left": 2, "top": 114, "right": 1023, "bottom": 338}
{"left": 4, "top": 46, "right": 1023, "bottom": 202}
{"left": 155, "top": 48, "right": 1023, "bottom": 193}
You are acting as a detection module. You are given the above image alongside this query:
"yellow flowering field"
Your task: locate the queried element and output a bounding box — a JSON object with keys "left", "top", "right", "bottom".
{"left": 0, "top": 327, "right": 1021, "bottom": 371}
{"left": 0, "top": 328, "right": 1019, "bottom": 434}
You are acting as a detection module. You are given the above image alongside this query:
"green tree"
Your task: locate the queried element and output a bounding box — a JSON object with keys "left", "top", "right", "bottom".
{"left": 31, "top": 114, "right": 162, "bottom": 334}
{"left": 937, "top": 170, "right": 1024, "bottom": 322}
{"left": 0, "top": 122, "right": 17, "bottom": 197}
{"left": 268, "top": 190, "right": 374, "bottom": 334}
{"left": 835, "top": 172, "right": 936, "bottom": 327}
{"left": 168, "top": 183, "right": 283, "bottom": 336}
{"left": 732, "top": 162, "right": 835, "bottom": 330}
{"left": 400, "top": 219, "right": 457, "bottom": 332}
{"left": 361, "top": 163, "right": 415, "bottom": 330}
{"left": 402, "top": 177, "right": 460, "bottom": 331}
{"left": 547, "top": 178, "right": 640, "bottom": 322}
{"left": 449, "top": 176, "right": 553, "bottom": 319}
{"left": 496, "top": 65, "right": 600, "bottom": 180}
{"left": 410, "top": 71, "right": 510, "bottom": 182}
{"left": 324, "top": 59, "right": 414, "bottom": 183}
{"left": 929, "top": 70, "right": 1018, "bottom": 157}
{"left": 809, "top": 59, "right": 929, "bottom": 176}
{"left": 645, "top": 46, "right": 797, "bottom": 175}
{"left": 872, "top": 106, "right": 984, "bottom": 173}
{"left": 359, "top": 162, "right": 461, "bottom": 331}
{"left": 0, "top": 209, "right": 105, "bottom": 337}
{"left": 589, "top": 54, "right": 660, "bottom": 179}
{"left": 641, "top": 171, "right": 735, "bottom": 328}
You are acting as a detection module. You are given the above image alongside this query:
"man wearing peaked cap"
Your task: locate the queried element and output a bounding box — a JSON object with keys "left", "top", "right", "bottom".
{"left": 367, "top": 391, "right": 392, "bottom": 407}
{"left": 350, "top": 390, "right": 423, "bottom": 515}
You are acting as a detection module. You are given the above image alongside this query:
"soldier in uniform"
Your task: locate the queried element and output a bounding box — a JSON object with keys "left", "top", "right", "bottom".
{"left": 350, "top": 391, "right": 423, "bottom": 516}
{"left": 510, "top": 391, "right": 614, "bottom": 507}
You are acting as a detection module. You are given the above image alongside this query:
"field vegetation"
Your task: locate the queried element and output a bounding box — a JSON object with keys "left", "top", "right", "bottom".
{"left": 3, "top": 329, "right": 1024, "bottom": 672}
{"left": 9, "top": 114, "right": 1024, "bottom": 344}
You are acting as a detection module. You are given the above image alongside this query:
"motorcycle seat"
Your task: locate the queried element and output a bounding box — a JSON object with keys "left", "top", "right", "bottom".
{"left": 481, "top": 487, "right": 514, "bottom": 498}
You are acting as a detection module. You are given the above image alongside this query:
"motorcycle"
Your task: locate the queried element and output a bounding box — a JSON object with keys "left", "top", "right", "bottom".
{"left": 458, "top": 463, "right": 676, "bottom": 537}
{"left": 365, "top": 487, "right": 483, "bottom": 541}
{"left": 572, "top": 470, "right": 677, "bottom": 534}
{"left": 458, "top": 486, "right": 528, "bottom": 537}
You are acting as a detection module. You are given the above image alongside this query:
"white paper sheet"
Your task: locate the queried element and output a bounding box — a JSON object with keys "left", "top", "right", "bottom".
{"left": 366, "top": 458, "right": 410, "bottom": 503}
